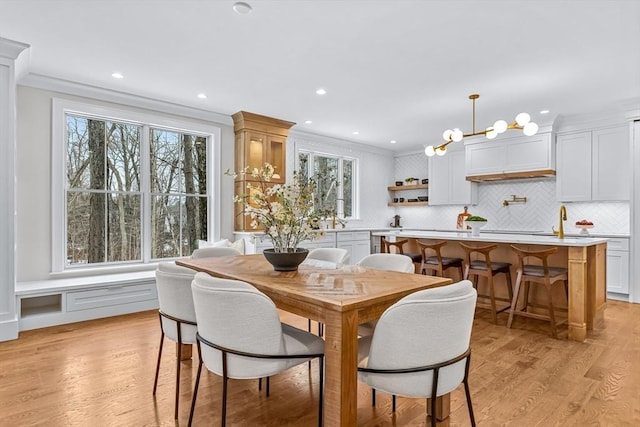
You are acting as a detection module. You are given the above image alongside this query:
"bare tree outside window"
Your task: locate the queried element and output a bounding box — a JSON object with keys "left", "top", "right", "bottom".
{"left": 65, "top": 114, "right": 208, "bottom": 267}
{"left": 298, "top": 151, "right": 356, "bottom": 219}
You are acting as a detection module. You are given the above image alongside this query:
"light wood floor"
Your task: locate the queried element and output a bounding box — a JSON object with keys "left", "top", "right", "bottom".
{"left": 1, "top": 301, "right": 638, "bottom": 426}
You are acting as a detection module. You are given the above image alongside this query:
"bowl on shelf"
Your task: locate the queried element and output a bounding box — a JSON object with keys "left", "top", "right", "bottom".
{"left": 395, "top": 181, "right": 403, "bottom": 186}
{"left": 417, "top": 196, "right": 428, "bottom": 202}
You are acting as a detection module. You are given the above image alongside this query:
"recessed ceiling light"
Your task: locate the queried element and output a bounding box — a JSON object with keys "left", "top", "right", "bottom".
{"left": 111, "top": 72, "right": 124, "bottom": 79}
{"left": 197, "top": 93, "right": 207, "bottom": 99}
{"left": 352, "top": 131, "right": 359, "bottom": 135}
{"left": 540, "top": 109, "right": 550, "bottom": 114}
{"left": 390, "top": 140, "right": 397, "bottom": 144}
{"left": 233, "top": 2, "right": 252, "bottom": 14}
{"left": 315, "top": 88, "right": 327, "bottom": 95}
{"left": 304, "top": 120, "right": 312, "bottom": 124}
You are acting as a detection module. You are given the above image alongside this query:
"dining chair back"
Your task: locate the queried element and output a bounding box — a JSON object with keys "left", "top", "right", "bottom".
{"left": 304, "top": 247, "right": 350, "bottom": 335}
{"left": 357, "top": 253, "right": 416, "bottom": 337}
{"left": 188, "top": 273, "right": 325, "bottom": 427}
{"left": 358, "top": 253, "right": 415, "bottom": 273}
{"left": 307, "top": 247, "right": 349, "bottom": 265}
{"left": 357, "top": 280, "right": 477, "bottom": 426}
{"left": 191, "top": 246, "right": 242, "bottom": 258}
{"left": 153, "top": 261, "right": 198, "bottom": 419}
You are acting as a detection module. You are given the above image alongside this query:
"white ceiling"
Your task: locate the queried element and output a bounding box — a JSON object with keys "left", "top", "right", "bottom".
{"left": 1, "top": 0, "right": 639, "bottom": 152}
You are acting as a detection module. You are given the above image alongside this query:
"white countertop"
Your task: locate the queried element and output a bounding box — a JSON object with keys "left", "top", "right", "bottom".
{"left": 373, "top": 229, "right": 609, "bottom": 247}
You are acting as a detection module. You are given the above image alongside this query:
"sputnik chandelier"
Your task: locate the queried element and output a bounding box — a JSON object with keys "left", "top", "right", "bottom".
{"left": 424, "top": 94, "right": 539, "bottom": 157}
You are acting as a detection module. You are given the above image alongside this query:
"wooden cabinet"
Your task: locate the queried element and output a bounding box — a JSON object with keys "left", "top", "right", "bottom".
{"left": 465, "top": 132, "right": 555, "bottom": 181}
{"left": 232, "top": 111, "right": 295, "bottom": 230}
{"left": 606, "top": 237, "right": 629, "bottom": 296}
{"left": 429, "top": 145, "right": 477, "bottom": 206}
{"left": 556, "top": 126, "right": 629, "bottom": 202}
{"left": 387, "top": 183, "right": 428, "bottom": 207}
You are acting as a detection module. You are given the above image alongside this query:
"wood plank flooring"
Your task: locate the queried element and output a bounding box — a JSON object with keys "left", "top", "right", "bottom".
{"left": 0, "top": 301, "right": 638, "bottom": 426}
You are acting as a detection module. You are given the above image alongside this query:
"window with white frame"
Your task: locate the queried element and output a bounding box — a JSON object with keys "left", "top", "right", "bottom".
{"left": 53, "top": 100, "right": 220, "bottom": 271}
{"left": 297, "top": 151, "right": 356, "bottom": 219}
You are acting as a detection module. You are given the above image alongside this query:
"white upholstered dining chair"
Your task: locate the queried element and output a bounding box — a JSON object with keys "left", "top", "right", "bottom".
{"left": 191, "top": 246, "right": 242, "bottom": 258}
{"left": 304, "top": 247, "right": 350, "bottom": 335}
{"left": 356, "top": 253, "right": 416, "bottom": 337}
{"left": 153, "top": 261, "right": 198, "bottom": 419}
{"left": 357, "top": 253, "right": 415, "bottom": 273}
{"left": 357, "top": 280, "right": 477, "bottom": 426}
{"left": 188, "top": 273, "right": 325, "bottom": 427}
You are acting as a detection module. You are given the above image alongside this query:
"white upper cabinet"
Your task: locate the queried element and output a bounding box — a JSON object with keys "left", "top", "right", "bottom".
{"left": 465, "top": 132, "right": 555, "bottom": 181}
{"left": 556, "top": 126, "right": 629, "bottom": 202}
{"left": 429, "top": 144, "right": 477, "bottom": 205}
{"left": 592, "top": 127, "right": 630, "bottom": 200}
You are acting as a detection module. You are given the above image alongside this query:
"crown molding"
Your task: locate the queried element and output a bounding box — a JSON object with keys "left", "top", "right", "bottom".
{"left": 289, "top": 129, "right": 394, "bottom": 157}
{"left": 18, "top": 73, "right": 234, "bottom": 126}
{"left": 0, "top": 37, "right": 29, "bottom": 60}
{"left": 555, "top": 104, "right": 635, "bottom": 134}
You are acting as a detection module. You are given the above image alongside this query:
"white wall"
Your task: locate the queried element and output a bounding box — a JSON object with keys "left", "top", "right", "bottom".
{"left": 15, "top": 85, "right": 236, "bottom": 282}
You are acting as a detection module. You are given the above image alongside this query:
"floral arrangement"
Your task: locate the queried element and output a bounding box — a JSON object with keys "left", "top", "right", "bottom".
{"left": 229, "top": 163, "right": 324, "bottom": 253}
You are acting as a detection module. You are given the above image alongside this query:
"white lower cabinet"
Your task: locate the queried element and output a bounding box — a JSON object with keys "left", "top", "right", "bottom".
{"left": 606, "top": 237, "right": 629, "bottom": 295}
{"left": 16, "top": 272, "right": 158, "bottom": 331}
{"left": 337, "top": 231, "right": 371, "bottom": 264}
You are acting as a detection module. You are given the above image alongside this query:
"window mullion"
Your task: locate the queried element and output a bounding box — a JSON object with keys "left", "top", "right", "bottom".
{"left": 141, "top": 125, "right": 151, "bottom": 263}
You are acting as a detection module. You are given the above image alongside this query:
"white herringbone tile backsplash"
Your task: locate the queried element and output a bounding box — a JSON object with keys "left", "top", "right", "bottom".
{"left": 393, "top": 154, "right": 630, "bottom": 235}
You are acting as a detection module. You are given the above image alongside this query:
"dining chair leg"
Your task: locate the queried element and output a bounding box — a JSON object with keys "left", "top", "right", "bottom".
{"left": 372, "top": 388, "right": 376, "bottom": 406}
{"left": 463, "top": 370, "right": 476, "bottom": 426}
{"left": 392, "top": 394, "right": 397, "bottom": 412}
{"left": 221, "top": 352, "right": 229, "bottom": 427}
{"left": 266, "top": 376, "right": 270, "bottom": 397}
{"left": 152, "top": 332, "right": 164, "bottom": 394}
{"left": 174, "top": 338, "right": 182, "bottom": 419}
{"left": 187, "top": 355, "right": 203, "bottom": 427}
{"left": 318, "top": 356, "right": 324, "bottom": 427}
{"left": 258, "top": 377, "right": 262, "bottom": 391}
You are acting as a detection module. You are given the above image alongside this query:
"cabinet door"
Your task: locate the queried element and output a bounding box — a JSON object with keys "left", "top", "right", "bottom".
{"left": 266, "top": 135, "right": 286, "bottom": 183}
{"left": 606, "top": 250, "right": 629, "bottom": 294}
{"left": 556, "top": 132, "right": 592, "bottom": 202}
{"left": 592, "top": 126, "right": 629, "bottom": 201}
{"left": 244, "top": 131, "right": 267, "bottom": 172}
{"left": 505, "top": 134, "right": 554, "bottom": 173}
{"left": 428, "top": 154, "right": 450, "bottom": 205}
{"left": 449, "top": 150, "right": 476, "bottom": 205}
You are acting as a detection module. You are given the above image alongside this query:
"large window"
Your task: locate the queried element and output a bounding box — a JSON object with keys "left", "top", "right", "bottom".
{"left": 54, "top": 100, "right": 219, "bottom": 271}
{"left": 297, "top": 151, "right": 356, "bottom": 219}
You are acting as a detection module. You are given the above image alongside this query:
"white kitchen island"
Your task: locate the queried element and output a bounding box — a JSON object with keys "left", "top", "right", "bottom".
{"left": 374, "top": 230, "right": 608, "bottom": 342}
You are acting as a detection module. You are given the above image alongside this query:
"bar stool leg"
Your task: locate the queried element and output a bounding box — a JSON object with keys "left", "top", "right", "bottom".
{"left": 505, "top": 269, "right": 514, "bottom": 301}
{"left": 487, "top": 275, "right": 498, "bottom": 324}
{"left": 545, "top": 280, "right": 558, "bottom": 339}
{"left": 508, "top": 270, "right": 523, "bottom": 328}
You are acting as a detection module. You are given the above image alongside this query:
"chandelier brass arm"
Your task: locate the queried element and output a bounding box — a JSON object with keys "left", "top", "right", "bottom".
{"left": 425, "top": 94, "right": 539, "bottom": 157}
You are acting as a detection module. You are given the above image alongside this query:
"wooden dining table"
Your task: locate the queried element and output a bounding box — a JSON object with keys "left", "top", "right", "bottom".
{"left": 176, "top": 254, "right": 452, "bottom": 426}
